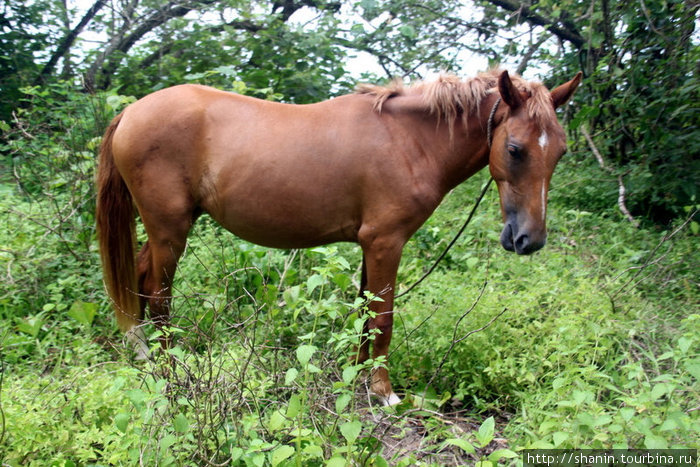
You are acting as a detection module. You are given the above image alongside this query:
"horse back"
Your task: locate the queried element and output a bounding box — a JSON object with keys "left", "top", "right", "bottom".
{"left": 110, "top": 85, "right": 432, "bottom": 248}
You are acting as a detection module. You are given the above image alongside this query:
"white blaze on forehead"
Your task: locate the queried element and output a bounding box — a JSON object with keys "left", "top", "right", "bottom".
{"left": 541, "top": 180, "right": 547, "bottom": 221}
{"left": 538, "top": 130, "right": 549, "bottom": 150}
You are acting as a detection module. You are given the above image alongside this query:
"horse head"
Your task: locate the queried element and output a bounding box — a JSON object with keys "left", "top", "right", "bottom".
{"left": 489, "top": 70, "right": 582, "bottom": 255}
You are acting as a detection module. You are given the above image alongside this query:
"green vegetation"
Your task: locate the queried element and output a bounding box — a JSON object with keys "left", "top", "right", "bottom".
{"left": 1, "top": 0, "right": 698, "bottom": 465}
{"left": 1, "top": 85, "right": 698, "bottom": 465}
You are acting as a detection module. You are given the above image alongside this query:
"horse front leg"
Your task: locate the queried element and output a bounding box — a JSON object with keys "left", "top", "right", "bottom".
{"left": 360, "top": 234, "right": 404, "bottom": 406}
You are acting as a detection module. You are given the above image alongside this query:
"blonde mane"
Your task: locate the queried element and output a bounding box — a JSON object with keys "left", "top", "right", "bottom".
{"left": 356, "top": 69, "right": 556, "bottom": 130}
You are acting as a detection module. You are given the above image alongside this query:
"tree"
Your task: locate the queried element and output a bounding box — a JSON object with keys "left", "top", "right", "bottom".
{"left": 475, "top": 0, "right": 699, "bottom": 222}
{"left": 0, "top": 1, "right": 49, "bottom": 119}
{"left": 2, "top": 0, "right": 697, "bottom": 222}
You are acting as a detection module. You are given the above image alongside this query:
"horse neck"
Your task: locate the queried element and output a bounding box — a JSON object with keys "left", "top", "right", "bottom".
{"left": 418, "top": 92, "right": 500, "bottom": 193}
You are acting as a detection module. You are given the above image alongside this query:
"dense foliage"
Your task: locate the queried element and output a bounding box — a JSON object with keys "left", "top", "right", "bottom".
{"left": 0, "top": 0, "right": 698, "bottom": 465}
{"left": 2, "top": 0, "right": 698, "bottom": 220}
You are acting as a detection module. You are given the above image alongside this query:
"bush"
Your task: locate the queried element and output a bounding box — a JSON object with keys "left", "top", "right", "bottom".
{"left": 1, "top": 86, "right": 697, "bottom": 465}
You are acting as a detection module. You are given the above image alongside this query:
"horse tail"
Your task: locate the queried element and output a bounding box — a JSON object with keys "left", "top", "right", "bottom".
{"left": 96, "top": 112, "right": 141, "bottom": 332}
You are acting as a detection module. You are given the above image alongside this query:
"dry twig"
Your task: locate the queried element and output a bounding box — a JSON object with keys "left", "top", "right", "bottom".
{"left": 581, "top": 125, "right": 639, "bottom": 227}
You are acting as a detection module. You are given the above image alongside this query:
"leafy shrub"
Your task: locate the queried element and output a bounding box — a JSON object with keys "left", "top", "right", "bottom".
{"left": 1, "top": 87, "right": 697, "bottom": 465}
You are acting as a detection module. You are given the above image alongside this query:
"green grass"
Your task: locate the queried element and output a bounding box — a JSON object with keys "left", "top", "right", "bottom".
{"left": 1, "top": 154, "right": 698, "bottom": 465}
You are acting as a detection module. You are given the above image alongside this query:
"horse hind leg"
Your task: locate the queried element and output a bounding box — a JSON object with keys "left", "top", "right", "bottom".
{"left": 122, "top": 241, "right": 154, "bottom": 360}
{"left": 136, "top": 207, "right": 195, "bottom": 353}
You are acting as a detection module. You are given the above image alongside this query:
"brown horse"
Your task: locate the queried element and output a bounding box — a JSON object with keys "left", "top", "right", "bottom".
{"left": 96, "top": 69, "right": 581, "bottom": 405}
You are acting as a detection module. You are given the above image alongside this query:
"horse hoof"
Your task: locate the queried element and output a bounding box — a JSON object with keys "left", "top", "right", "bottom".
{"left": 126, "top": 327, "right": 150, "bottom": 361}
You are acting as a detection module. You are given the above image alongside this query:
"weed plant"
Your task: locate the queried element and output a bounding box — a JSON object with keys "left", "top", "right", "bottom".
{"left": 0, "top": 86, "right": 697, "bottom": 465}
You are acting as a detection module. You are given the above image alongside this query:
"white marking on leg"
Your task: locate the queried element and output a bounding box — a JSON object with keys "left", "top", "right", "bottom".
{"left": 382, "top": 392, "right": 402, "bottom": 406}
{"left": 126, "top": 326, "right": 150, "bottom": 360}
{"left": 538, "top": 130, "right": 549, "bottom": 150}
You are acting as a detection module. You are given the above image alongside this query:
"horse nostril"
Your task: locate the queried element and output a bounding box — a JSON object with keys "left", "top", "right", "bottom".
{"left": 500, "top": 223, "right": 515, "bottom": 251}
{"left": 515, "top": 234, "right": 530, "bottom": 254}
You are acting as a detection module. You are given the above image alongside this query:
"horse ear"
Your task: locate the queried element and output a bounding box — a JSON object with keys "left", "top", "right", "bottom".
{"left": 551, "top": 71, "right": 583, "bottom": 109}
{"left": 498, "top": 70, "right": 524, "bottom": 109}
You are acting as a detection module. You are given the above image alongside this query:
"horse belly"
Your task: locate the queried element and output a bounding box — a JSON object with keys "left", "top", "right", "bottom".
{"left": 203, "top": 171, "right": 361, "bottom": 249}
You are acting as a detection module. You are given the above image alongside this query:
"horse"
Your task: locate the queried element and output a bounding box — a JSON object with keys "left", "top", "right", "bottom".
{"left": 96, "top": 69, "right": 582, "bottom": 406}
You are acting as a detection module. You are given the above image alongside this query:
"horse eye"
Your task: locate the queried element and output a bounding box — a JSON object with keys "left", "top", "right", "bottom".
{"left": 507, "top": 144, "right": 522, "bottom": 159}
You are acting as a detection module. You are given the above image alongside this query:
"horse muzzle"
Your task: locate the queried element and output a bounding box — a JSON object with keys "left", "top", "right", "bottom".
{"left": 500, "top": 217, "right": 546, "bottom": 255}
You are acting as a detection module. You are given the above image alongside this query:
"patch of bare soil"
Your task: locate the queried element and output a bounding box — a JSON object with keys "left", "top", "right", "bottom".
{"left": 355, "top": 387, "right": 513, "bottom": 466}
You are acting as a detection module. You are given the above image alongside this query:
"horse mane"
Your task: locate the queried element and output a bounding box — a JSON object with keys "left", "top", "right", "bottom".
{"left": 356, "top": 69, "right": 556, "bottom": 130}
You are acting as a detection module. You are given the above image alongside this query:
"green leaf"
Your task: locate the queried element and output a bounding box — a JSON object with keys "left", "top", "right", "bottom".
{"left": 644, "top": 433, "right": 668, "bottom": 449}
{"left": 619, "top": 407, "right": 635, "bottom": 421}
{"left": 488, "top": 449, "right": 518, "bottom": 461}
{"left": 105, "top": 94, "right": 135, "bottom": 111}
{"left": 443, "top": 438, "right": 475, "bottom": 454}
{"left": 398, "top": 25, "right": 416, "bottom": 39}
{"left": 690, "top": 221, "right": 699, "bottom": 236}
{"left": 283, "top": 285, "right": 300, "bottom": 305}
{"left": 677, "top": 337, "right": 692, "bottom": 354}
{"left": 683, "top": 359, "right": 700, "bottom": 380}
{"left": 250, "top": 452, "right": 266, "bottom": 467}
{"left": 340, "top": 420, "right": 362, "bottom": 444}
{"left": 106, "top": 94, "right": 124, "bottom": 110}
{"left": 17, "top": 315, "right": 43, "bottom": 337}
{"left": 360, "top": 0, "right": 376, "bottom": 13}
{"left": 268, "top": 410, "right": 287, "bottom": 432}
{"left": 167, "top": 346, "right": 185, "bottom": 361}
{"left": 342, "top": 365, "right": 359, "bottom": 384}
{"left": 67, "top": 301, "right": 97, "bottom": 326}
{"left": 126, "top": 388, "right": 146, "bottom": 408}
{"left": 286, "top": 394, "right": 301, "bottom": 418}
{"left": 371, "top": 455, "right": 390, "bottom": 467}
{"left": 296, "top": 345, "right": 317, "bottom": 365}
{"left": 552, "top": 431, "right": 569, "bottom": 447}
{"left": 285, "top": 368, "right": 299, "bottom": 385}
{"left": 114, "top": 412, "right": 129, "bottom": 433}
{"left": 159, "top": 433, "right": 177, "bottom": 451}
{"left": 350, "top": 23, "right": 366, "bottom": 35}
{"left": 183, "top": 72, "right": 206, "bottom": 81}
{"left": 335, "top": 393, "right": 352, "bottom": 414}
{"left": 230, "top": 447, "right": 244, "bottom": 462}
{"left": 304, "top": 444, "right": 323, "bottom": 457}
{"left": 288, "top": 427, "right": 312, "bottom": 438}
{"left": 476, "top": 416, "right": 495, "bottom": 447}
{"left": 306, "top": 274, "right": 324, "bottom": 293}
{"left": 270, "top": 445, "right": 295, "bottom": 467}
{"left": 212, "top": 65, "right": 237, "bottom": 77}
{"left": 173, "top": 413, "right": 189, "bottom": 433}
{"left": 650, "top": 383, "right": 668, "bottom": 401}
{"left": 335, "top": 255, "right": 351, "bottom": 270}
{"left": 326, "top": 457, "right": 346, "bottom": 467}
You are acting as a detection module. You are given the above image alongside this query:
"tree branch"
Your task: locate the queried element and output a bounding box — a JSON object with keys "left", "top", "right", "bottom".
{"left": 581, "top": 126, "right": 639, "bottom": 227}
{"left": 138, "top": 19, "right": 265, "bottom": 70}
{"left": 516, "top": 32, "right": 550, "bottom": 74}
{"left": 36, "top": 0, "right": 107, "bottom": 83}
{"left": 482, "top": 0, "right": 585, "bottom": 49}
{"left": 87, "top": 0, "right": 220, "bottom": 89}
{"left": 333, "top": 36, "right": 411, "bottom": 78}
